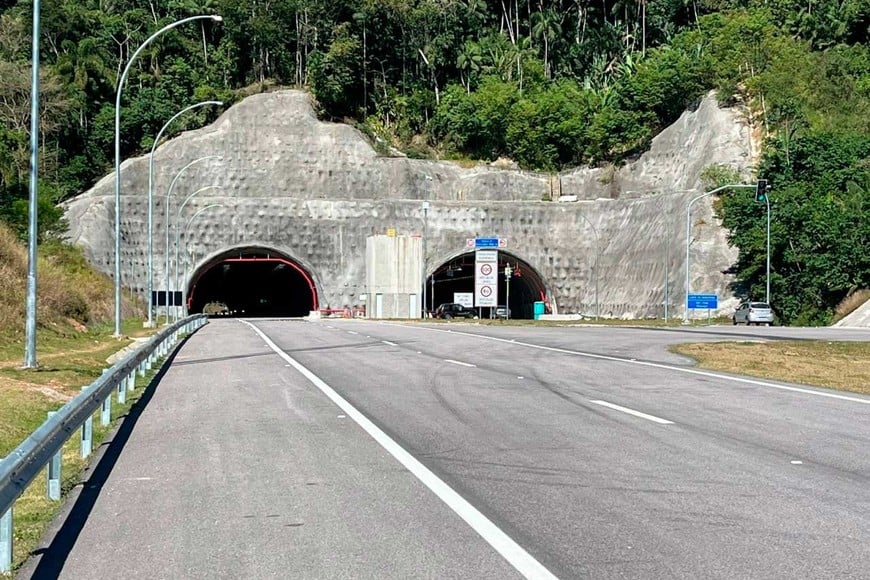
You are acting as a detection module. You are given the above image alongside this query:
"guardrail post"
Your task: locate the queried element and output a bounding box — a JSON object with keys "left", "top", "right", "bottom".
{"left": 101, "top": 394, "right": 111, "bottom": 426}
{"left": 127, "top": 370, "right": 136, "bottom": 392}
{"left": 80, "top": 388, "right": 93, "bottom": 458}
{"left": 117, "top": 376, "right": 126, "bottom": 405}
{"left": 0, "top": 507, "right": 11, "bottom": 573}
{"left": 46, "top": 412, "right": 61, "bottom": 501}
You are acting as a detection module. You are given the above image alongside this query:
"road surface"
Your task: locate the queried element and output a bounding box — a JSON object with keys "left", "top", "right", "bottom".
{"left": 22, "top": 319, "right": 870, "bottom": 579}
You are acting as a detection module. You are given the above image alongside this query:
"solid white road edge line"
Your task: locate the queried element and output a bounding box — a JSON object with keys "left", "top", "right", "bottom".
{"left": 445, "top": 359, "right": 477, "bottom": 368}
{"left": 589, "top": 400, "right": 674, "bottom": 425}
{"left": 241, "top": 320, "right": 558, "bottom": 580}
{"left": 395, "top": 325, "right": 870, "bottom": 405}
{"left": 382, "top": 340, "right": 398, "bottom": 346}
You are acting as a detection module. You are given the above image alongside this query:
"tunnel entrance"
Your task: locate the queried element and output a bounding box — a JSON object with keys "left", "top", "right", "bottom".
{"left": 426, "top": 251, "right": 550, "bottom": 319}
{"left": 188, "top": 248, "right": 318, "bottom": 317}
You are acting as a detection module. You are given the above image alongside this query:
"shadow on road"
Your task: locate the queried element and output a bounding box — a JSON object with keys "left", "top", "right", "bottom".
{"left": 21, "top": 339, "right": 186, "bottom": 580}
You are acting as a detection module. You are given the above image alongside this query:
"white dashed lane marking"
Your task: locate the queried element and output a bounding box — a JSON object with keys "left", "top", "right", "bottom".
{"left": 444, "top": 359, "right": 476, "bottom": 368}
{"left": 590, "top": 400, "right": 674, "bottom": 425}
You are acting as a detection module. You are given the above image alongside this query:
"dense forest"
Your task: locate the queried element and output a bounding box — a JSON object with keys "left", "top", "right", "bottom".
{"left": 0, "top": 0, "right": 867, "bottom": 323}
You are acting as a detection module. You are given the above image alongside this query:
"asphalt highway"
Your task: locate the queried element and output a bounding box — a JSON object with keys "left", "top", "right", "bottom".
{"left": 25, "top": 319, "right": 870, "bottom": 579}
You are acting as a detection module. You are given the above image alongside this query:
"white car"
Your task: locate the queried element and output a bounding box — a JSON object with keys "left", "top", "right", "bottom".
{"left": 733, "top": 302, "right": 774, "bottom": 326}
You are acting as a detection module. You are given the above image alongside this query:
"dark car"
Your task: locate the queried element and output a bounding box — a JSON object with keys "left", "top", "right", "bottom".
{"left": 434, "top": 303, "right": 478, "bottom": 319}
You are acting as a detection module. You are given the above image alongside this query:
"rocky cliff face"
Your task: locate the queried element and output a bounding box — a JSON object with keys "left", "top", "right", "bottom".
{"left": 64, "top": 89, "right": 754, "bottom": 318}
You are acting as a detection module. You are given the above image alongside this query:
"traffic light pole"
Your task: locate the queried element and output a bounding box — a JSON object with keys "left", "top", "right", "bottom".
{"left": 755, "top": 179, "right": 771, "bottom": 305}
{"left": 765, "top": 195, "right": 771, "bottom": 304}
{"left": 422, "top": 202, "right": 429, "bottom": 318}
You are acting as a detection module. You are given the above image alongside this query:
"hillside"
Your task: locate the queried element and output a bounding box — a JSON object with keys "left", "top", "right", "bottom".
{"left": 0, "top": 223, "right": 139, "bottom": 345}
{"left": 0, "top": 0, "right": 867, "bottom": 323}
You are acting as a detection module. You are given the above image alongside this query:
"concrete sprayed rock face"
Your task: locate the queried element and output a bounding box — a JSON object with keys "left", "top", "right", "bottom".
{"left": 64, "top": 90, "right": 754, "bottom": 318}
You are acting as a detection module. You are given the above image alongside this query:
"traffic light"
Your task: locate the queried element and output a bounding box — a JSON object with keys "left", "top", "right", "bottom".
{"left": 755, "top": 179, "right": 768, "bottom": 203}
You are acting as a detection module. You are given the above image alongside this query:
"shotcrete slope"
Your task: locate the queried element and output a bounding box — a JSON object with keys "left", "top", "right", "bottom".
{"left": 63, "top": 89, "right": 754, "bottom": 318}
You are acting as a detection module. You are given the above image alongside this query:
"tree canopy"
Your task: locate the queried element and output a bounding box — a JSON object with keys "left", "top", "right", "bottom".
{"left": 0, "top": 0, "right": 867, "bottom": 323}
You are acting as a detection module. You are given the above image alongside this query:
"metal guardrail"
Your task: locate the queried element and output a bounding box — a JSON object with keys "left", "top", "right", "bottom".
{"left": 0, "top": 314, "right": 208, "bottom": 572}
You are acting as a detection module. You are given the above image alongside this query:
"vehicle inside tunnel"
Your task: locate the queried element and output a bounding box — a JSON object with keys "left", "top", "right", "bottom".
{"left": 426, "top": 251, "right": 549, "bottom": 319}
{"left": 188, "top": 249, "right": 318, "bottom": 317}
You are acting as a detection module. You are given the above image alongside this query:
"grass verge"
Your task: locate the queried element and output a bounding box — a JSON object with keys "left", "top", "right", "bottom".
{"left": 0, "top": 318, "right": 163, "bottom": 573}
{"left": 671, "top": 340, "right": 870, "bottom": 395}
{"left": 399, "top": 317, "right": 726, "bottom": 327}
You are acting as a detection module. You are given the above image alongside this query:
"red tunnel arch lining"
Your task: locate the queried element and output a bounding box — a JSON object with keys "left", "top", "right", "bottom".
{"left": 188, "top": 257, "right": 319, "bottom": 312}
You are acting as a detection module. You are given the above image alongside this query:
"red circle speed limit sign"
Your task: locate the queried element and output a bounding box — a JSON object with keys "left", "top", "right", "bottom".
{"left": 480, "top": 286, "right": 493, "bottom": 297}
{"left": 481, "top": 263, "right": 493, "bottom": 275}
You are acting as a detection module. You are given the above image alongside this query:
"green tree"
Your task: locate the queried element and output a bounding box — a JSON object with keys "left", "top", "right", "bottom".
{"left": 720, "top": 131, "right": 870, "bottom": 324}
{"left": 309, "top": 24, "right": 363, "bottom": 117}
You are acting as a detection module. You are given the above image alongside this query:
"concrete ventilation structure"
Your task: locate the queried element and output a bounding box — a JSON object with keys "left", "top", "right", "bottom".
{"left": 365, "top": 235, "right": 422, "bottom": 319}
{"left": 63, "top": 89, "right": 755, "bottom": 319}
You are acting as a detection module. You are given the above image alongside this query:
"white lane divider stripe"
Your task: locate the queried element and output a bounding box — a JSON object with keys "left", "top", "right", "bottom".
{"left": 347, "top": 331, "right": 359, "bottom": 335}
{"left": 242, "top": 320, "right": 557, "bottom": 580}
{"left": 590, "top": 400, "right": 674, "bottom": 425}
{"left": 398, "top": 326, "right": 870, "bottom": 406}
{"left": 445, "top": 359, "right": 476, "bottom": 368}
{"left": 382, "top": 340, "right": 398, "bottom": 346}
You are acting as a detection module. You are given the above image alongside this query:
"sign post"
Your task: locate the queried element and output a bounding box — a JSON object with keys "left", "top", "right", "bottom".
{"left": 475, "top": 250, "right": 498, "bottom": 308}
{"left": 504, "top": 264, "right": 513, "bottom": 320}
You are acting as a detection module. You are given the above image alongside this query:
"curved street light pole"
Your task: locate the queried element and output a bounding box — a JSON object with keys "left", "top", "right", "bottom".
{"left": 163, "top": 158, "right": 220, "bottom": 323}
{"left": 577, "top": 213, "right": 601, "bottom": 320}
{"left": 172, "top": 188, "right": 223, "bottom": 319}
{"left": 683, "top": 184, "right": 755, "bottom": 323}
{"left": 113, "top": 14, "right": 222, "bottom": 336}
{"left": 146, "top": 100, "right": 222, "bottom": 327}
{"left": 176, "top": 204, "right": 224, "bottom": 320}
{"left": 23, "top": 0, "right": 41, "bottom": 369}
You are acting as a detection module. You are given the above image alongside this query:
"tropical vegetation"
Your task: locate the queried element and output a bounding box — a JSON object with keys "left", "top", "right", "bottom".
{"left": 0, "top": 0, "right": 867, "bottom": 324}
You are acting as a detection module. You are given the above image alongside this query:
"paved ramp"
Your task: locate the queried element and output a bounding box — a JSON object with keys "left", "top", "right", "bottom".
{"left": 22, "top": 319, "right": 870, "bottom": 579}
{"left": 21, "top": 321, "right": 521, "bottom": 579}
{"left": 835, "top": 296, "right": 870, "bottom": 327}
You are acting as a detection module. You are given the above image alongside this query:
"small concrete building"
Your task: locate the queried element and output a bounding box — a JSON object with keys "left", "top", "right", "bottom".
{"left": 365, "top": 234, "right": 423, "bottom": 319}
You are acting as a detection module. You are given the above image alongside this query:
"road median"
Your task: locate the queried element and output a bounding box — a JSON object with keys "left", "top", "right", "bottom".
{"left": 671, "top": 340, "right": 870, "bottom": 395}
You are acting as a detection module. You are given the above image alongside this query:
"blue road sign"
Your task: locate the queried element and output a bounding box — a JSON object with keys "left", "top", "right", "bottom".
{"left": 688, "top": 294, "right": 718, "bottom": 309}
{"left": 475, "top": 237, "right": 500, "bottom": 248}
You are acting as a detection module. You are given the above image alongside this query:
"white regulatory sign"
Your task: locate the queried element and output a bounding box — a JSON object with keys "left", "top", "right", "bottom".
{"left": 454, "top": 292, "right": 474, "bottom": 308}
{"left": 475, "top": 250, "right": 498, "bottom": 307}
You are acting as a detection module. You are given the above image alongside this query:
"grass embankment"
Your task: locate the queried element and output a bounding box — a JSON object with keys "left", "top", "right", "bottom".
{"left": 0, "top": 322, "right": 166, "bottom": 572}
{"left": 0, "top": 224, "right": 151, "bottom": 572}
{"left": 672, "top": 341, "right": 870, "bottom": 395}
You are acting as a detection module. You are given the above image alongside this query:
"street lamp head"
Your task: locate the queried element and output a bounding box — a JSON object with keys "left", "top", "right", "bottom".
{"left": 211, "top": 15, "right": 223, "bottom": 22}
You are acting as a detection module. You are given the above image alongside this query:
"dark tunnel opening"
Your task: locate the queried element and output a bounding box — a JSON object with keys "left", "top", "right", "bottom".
{"left": 426, "top": 252, "right": 549, "bottom": 319}
{"left": 188, "top": 251, "right": 318, "bottom": 317}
